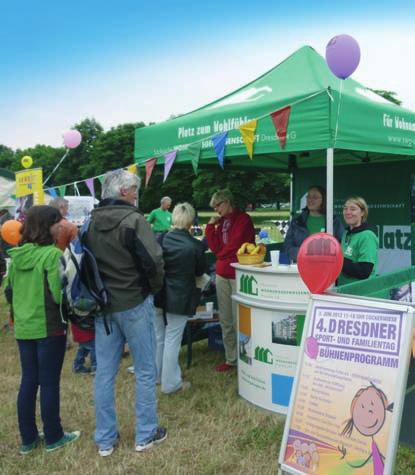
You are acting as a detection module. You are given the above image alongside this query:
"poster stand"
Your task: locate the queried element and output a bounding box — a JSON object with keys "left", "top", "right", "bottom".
{"left": 278, "top": 293, "right": 414, "bottom": 475}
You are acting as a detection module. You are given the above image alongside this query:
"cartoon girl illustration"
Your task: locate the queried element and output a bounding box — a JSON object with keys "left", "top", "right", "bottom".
{"left": 338, "top": 383, "right": 393, "bottom": 475}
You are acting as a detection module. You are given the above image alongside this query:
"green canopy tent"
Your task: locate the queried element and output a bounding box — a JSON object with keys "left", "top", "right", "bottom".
{"left": 135, "top": 45, "right": 415, "bottom": 234}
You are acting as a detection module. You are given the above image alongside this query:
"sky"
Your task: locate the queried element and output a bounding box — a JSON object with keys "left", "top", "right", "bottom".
{"left": 1, "top": 0, "right": 415, "bottom": 150}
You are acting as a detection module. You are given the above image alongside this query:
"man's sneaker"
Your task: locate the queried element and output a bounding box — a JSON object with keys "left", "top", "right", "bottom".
{"left": 135, "top": 427, "right": 167, "bottom": 452}
{"left": 127, "top": 366, "right": 135, "bottom": 374}
{"left": 98, "top": 446, "right": 114, "bottom": 457}
{"left": 45, "top": 431, "right": 81, "bottom": 452}
{"left": 215, "top": 362, "right": 236, "bottom": 373}
{"left": 19, "top": 433, "right": 44, "bottom": 455}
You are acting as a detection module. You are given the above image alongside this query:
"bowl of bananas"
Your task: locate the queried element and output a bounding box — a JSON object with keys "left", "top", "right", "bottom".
{"left": 236, "top": 242, "right": 267, "bottom": 265}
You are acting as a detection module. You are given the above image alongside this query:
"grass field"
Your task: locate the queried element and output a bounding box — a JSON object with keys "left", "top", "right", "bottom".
{"left": 0, "top": 297, "right": 414, "bottom": 474}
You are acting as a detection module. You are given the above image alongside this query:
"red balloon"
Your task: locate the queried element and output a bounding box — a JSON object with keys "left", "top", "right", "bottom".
{"left": 1, "top": 219, "right": 22, "bottom": 246}
{"left": 297, "top": 232, "right": 343, "bottom": 293}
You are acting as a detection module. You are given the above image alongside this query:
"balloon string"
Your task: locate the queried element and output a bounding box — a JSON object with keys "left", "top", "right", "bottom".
{"left": 43, "top": 150, "right": 69, "bottom": 186}
{"left": 333, "top": 79, "right": 343, "bottom": 147}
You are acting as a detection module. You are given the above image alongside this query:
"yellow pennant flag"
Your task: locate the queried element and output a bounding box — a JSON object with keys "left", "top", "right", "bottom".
{"left": 239, "top": 119, "right": 257, "bottom": 159}
{"left": 15, "top": 168, "right": 44, "bottom": 204}
{"left": 127, "top": 164, "right": 137, "bottom": 174}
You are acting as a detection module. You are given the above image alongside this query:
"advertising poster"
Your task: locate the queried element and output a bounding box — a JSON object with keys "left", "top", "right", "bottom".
{"left": 236, "top": 299, "right": 306, "bottom": 415}
{"left": 15, "top": 168, "right": 44, "bottom": 205}
{"left": 279, "top": 294, "right": 413, "bottom": 475}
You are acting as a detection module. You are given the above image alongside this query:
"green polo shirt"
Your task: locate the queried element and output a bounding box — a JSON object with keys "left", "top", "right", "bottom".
{"left": 147, "top": 208, "right": 172, "bottom": 232}
{"left": 338, "top": 229, "right": 378, "bottom": 286}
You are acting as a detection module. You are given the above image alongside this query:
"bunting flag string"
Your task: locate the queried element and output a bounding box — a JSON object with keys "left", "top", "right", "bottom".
{"left": 163, "top": 150, "right": 177, "bottom": 182}
{"left": 270, "top": 106, "right": 291, "bottom": 149}
{"left": 85, "top": 178, "right": 95, "bottom": 197}
{"left": 145, "top": 158, "right": 157, "bottom": 187}
{"left": 38, "top": 90, "right": 325, "bottom": 194}
{"left": 239, "top": 119, "right": 257, "bottom": 159}
{"left": 188, "top": 142, "right": 201, "bottom": 175}
{"left": 212, "top": 132, "right": 228, "bottom": 169}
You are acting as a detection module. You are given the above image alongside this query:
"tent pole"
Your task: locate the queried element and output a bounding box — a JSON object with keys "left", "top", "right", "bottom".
{"left": 326, "top": 148, "right": 334, "bottom": 234}
{"left": 289, "top": 173, "right": 294, "bottom": 220}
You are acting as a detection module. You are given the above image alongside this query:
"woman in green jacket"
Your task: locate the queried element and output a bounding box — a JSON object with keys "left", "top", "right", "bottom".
{"left": 5, "top": 206, "right": 80, "bottom": 454}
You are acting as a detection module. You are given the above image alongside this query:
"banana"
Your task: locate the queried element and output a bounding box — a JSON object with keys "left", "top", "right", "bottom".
{"left": 246, "top": 243, "right": 256, "bottom": 253}
{"left": 237, "top": 243, "right": 249, "bottom": 255}
{"left": 250, "top": 245, "right": 261, "bottom": 255}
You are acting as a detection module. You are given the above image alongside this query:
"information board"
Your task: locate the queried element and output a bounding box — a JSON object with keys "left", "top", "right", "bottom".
{"left": 279, "top": 293, "right": 414, "bottom": 475}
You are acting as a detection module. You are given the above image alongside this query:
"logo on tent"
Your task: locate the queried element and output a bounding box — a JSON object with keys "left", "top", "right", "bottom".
{"left": 207, "top": 86, "right": 272, "bottom": 110}
{"left": 254, "top": 346, "right": 273, "bottom": 364}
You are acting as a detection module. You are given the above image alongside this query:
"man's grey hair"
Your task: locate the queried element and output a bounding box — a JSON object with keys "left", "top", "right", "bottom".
{"left": 102, "top": 170, "right": 141, "bottom": 200}
{"left": 49, "top": 197, "right": 69, "bottom": 210}
{"left": 160, "top": 196, "right": 172, "bottom": 205}
{"left": 172, "top": 202, "right": 195, "bottom": 230}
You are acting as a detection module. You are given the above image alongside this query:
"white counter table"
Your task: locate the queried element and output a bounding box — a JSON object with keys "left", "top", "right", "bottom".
{"left": 232, "top": 262, "right": 310, "bottom": 414}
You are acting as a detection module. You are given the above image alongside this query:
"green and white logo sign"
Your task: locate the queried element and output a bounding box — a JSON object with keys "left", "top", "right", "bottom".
{"left": 254, "top": 346, "right": 273, "bottom": 364}
{"left": 240, "top": 274, "right": 258, "bottom": 296}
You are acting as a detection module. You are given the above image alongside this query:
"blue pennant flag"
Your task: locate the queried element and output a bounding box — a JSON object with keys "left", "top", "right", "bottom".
{"left": 212, "top": 132, "right": 228, "bottom": 169}
{"left": 47, "top": 187, "right": 58, "bottom": 198}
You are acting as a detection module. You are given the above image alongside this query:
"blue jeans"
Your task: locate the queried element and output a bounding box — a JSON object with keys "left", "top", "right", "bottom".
{"left": 73, "top": 340, "right": 96, "bottom": 371}
{"left": 155, "top": 310, "right": 188, "bottom": 393}
{"left": 16, "top": 335, "right": 66, "bottom": 445}
{"left": 94, "top": 296, "right": 158, "bottom": 448}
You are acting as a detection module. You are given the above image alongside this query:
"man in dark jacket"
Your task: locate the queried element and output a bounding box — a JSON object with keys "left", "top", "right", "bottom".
{"left": 85, "top": 170, "right": 166, "bottom": 456}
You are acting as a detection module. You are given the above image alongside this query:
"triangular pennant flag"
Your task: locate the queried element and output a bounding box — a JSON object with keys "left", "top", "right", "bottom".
{"left": 270, "top": 106, "right": 291, "bottom": 149}
{"left": 212, "top": 132, "right": 228, "bottom": 169}
{"left": 188, "top": 142, "right": 202, "bottom": 175}
{"left": 98, "top": 175, "right": 105, "bottom": 185}
{"left": 127, "top": 164, "right": 137, "bottom": 174}
{"left": 163, "top": 150, "right": 177, "bottom": 182}
{"left": 47, "top": 187, "right": 58, "bottom": 198}
{"left": 145, "top": 158, "right": 157, "bottom": 187}
{"left": 239, "top": 119, "right": 257, "bottom": 159}
{"left": 58, "top": 185, "right": 67, "bottom": 197}
{"left": 85, "top": 178, "right": 95, "bottom": 197}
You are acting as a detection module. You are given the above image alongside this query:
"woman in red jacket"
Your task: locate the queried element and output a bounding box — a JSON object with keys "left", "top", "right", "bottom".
{"left": 205, "top": 190, "right": 255, "bottom": 372}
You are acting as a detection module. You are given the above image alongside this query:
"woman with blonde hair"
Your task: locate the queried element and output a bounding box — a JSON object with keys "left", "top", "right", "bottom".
{"left": 154, "top": 202, "right": 206, "bottom": 393}
{"left": 338, "top": 196, "right": 378, "bottom": 286}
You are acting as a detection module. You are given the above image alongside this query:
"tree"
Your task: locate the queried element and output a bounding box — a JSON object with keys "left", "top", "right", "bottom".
{"left": 0, "top": 145, "right": 15, "bottom": 170}
{"left": 369, "top": 89, "right": 402, "bottom": 106}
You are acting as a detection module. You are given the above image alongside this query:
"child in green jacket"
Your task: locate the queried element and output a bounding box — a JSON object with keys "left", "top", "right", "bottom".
{"left": 5, "top": 205, "right": 81, "bottom": 454}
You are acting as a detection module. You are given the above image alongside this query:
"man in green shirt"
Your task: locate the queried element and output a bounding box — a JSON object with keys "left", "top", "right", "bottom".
{"left": 147, "top": 196, "right": 172, "bottom": 243}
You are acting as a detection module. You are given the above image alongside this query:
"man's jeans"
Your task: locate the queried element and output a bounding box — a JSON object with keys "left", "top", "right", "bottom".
{"left": 154, "top": 310, "right": 188, "bottom": 393}
{"left": 94, "top": 296, "right": 158, "bottom": 449}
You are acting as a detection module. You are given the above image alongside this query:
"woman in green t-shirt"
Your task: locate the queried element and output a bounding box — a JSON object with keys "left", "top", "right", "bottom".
{"left": 284, "top": 185, "right": 343, "bottom": 263}
{"left": 338, "top": 196, "right": 379, "bottom": 286}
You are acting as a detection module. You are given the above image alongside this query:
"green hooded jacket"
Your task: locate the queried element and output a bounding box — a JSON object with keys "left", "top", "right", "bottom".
{"left": 5, "top": 243, "right": 66, "bottom": 339}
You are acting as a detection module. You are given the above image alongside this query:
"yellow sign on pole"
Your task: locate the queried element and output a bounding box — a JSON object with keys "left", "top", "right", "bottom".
{"left": 15, "top": 168, "right": 45, "bottom": 204}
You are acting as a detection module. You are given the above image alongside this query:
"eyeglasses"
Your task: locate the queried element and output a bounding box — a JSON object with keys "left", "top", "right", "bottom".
{"left": 212, "top": 201, "right": 225, "bottom": 210}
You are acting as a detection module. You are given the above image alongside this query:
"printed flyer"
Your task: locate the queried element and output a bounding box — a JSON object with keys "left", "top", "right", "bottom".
{"left": 279, "top": 294, "right": 413, "bottom": 475}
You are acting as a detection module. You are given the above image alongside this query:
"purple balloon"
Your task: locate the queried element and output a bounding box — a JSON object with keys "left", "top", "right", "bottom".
{"left": 326, "top": 34, "right": 360, "bottom": 79}
{"left": 304, "top": 336, "right": 319, "bottom": 360}
{"left": 63, "top": 129, "right": 82, "bottom": 149}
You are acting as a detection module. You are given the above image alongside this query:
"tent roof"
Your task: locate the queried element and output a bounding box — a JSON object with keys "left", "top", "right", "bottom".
{"left": 135, "top": 46, "right": 415, "bottom": 171}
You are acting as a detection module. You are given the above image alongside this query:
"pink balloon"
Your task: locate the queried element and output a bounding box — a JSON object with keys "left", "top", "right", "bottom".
{"left": 305, "top": 336, "right": 319, "bottom": 360}
{"left": 63, "top": 130, "right": 82, "bottom": 149}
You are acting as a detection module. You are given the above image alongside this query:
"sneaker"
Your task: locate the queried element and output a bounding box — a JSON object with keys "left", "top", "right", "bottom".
{"left": 215, "top": 362, "right": 236, "bottom": 373}
{"left": 20, "top": 433, "right": 44, "bottom": 455}
{"left": 73, "top": 366, "right": 91, "bottom": 374}
{"left": 98, "top": 446, "right": 114, "bottom": 457}
{"left": 45, "top": 431, "right": 81, "bottom": 452}
{"left": 180, "top": 381, "right": 191, "bottom": 392}
{"left": 135, "top": 427, "right": 167, "bottom": 452}
{"left": 127, "top": 366, "right": 135, "bottom": 374}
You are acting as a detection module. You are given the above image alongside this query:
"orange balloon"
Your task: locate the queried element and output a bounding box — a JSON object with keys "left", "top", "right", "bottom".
{"left": 1, "top": 220, "right": 22, "bottom": 246}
